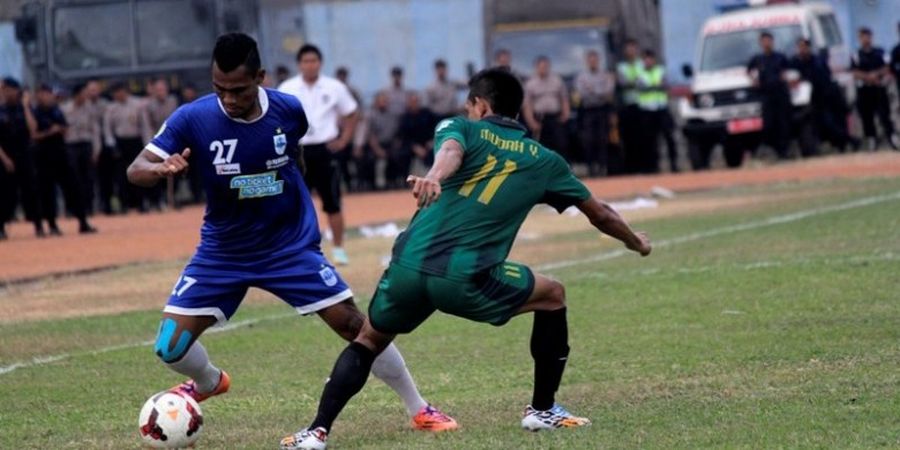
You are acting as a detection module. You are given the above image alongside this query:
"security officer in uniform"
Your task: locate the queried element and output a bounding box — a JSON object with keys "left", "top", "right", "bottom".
{"left": 0, "top": 77, "right": 43, "bottom": 237}
{"left": 747, "top": 31, "right": 791, "bottom": 159}
{"left": 617, "top": 39, "right": 644, "bottom": 173}
{"left": 852, "top": 27, "right": 898, "bottom": 150}
{"left": 635, "top": 49, "right": 668, "bottom": 173}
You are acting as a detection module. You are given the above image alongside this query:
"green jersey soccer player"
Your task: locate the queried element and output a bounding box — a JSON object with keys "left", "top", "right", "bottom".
{"left": 280, "top": 68, "right": 651, "bottom": 450}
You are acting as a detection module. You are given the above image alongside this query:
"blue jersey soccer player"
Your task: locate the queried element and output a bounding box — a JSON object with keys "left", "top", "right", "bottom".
{"left": 127, "top": 33, "right": 456, "bottom": 432}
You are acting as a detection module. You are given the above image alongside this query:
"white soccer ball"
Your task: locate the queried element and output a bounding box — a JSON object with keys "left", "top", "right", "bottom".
{"left": 138, "top": 391, "right": 204, "bottom": 448}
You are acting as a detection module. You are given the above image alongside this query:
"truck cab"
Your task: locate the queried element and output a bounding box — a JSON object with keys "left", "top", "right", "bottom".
{"left": 679, "top": 1, "right": 848, "bottom": 169}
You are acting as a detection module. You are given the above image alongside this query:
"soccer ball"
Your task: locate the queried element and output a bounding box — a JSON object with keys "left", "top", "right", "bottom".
{"left": 139, "top": 391, "right": 204, "bottom": 448}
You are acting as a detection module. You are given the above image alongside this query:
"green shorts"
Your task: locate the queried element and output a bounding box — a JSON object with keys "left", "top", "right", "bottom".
{"left": 368, "top": 262, "right": 535, "bottom": 334}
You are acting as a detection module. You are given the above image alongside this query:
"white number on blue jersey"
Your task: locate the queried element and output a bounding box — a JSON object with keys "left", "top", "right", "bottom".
{"left": 171, "top": 276, "right": 198, "bottom": 296}
{"left": 210, "top": 139, "right": 238, "bottom": 165}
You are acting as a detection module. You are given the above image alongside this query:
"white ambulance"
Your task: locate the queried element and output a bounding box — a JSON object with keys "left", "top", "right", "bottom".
{"left": 679, "top": 0, "right": 849, "bottom": 168}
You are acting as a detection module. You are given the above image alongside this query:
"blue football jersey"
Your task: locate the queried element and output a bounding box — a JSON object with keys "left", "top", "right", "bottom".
{"left": 148, "top": 88, "right": 319, "bottom": 262}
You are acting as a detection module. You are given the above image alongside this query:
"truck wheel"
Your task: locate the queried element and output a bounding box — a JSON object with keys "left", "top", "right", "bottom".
{"left": 688, "top": 139, "right": 715, "bottom": 170}
{"left": 723, "top": 142, "right": 745, "bottom": 168}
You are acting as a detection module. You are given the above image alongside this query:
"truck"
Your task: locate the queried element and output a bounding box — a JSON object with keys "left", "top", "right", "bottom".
{"left": 678, "top": 0, "right": 850, "bottom": 169}
{"left": 13, "top": 0, "right": 259, "bottom": 92}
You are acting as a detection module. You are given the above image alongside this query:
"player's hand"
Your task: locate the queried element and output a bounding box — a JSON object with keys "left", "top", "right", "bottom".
{"left": 627, "top": 231, "right": 652, "bottom": 256}
{"left": 326, "top": 139, "right": 346, "bottom": 152}
{"left": 0, "top": 154, "right": 14, "bottom": 173}
{"left": 21, "top": 91, "right": 32, "bottom": 107}
{"left": 154, "top": 148, "right": 191, "bottom": 178}
{"left": 407, "top": 175, "right": 441, "bottom": 208}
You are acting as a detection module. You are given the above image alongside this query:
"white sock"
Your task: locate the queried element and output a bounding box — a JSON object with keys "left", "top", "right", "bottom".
{"left": 165, "top": 341, "right": 221, "bottom": 394}
{"left": 371, "top": 343, "right": 428, "bottom": 416}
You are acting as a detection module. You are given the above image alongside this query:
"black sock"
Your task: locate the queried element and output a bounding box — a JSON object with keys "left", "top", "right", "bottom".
{"left": 530, "top": 308, "right": 569, "bottom": 411}
{"left": 309, "top": 342, "right": 376, "bottom": 432}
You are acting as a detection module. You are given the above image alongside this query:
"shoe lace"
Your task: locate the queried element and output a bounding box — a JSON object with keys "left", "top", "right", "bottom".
{"left": 549, "top": 404, "right": 572, "bottom": 418}
{"left": 422, "top": 405, "right": 453, "bottom": 422}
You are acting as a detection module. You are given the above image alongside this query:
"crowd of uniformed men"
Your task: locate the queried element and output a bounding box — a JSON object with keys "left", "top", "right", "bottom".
{"left": 1, "top": 24, "right": 900, "bottom": 240}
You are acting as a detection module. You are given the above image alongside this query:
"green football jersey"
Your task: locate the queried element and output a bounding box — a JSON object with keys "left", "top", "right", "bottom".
{"left": 390, "top": 115, "right": 591, "bottom": 279}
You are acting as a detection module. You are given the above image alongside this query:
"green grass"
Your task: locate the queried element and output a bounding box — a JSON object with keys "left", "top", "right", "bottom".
{"left": 2, "top": 177, "right": 899, "bottom": 449}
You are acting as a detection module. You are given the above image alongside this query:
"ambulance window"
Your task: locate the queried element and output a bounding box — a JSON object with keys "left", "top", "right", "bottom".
{"left": 818, "top": 14, "right": 842, "bottom": 47}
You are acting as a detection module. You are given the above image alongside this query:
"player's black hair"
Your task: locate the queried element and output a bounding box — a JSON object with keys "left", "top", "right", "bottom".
{"left": 534, "top": 55, "right": 549, "bottom": 65}
{"left": 642, "top": 49, "right": 656, "bottom": 58}
{"left": 36, "top": 83, "right": 53, "bottom": 93}
{"left": 759, "top": 31, "right": 773, "bottom": 40}
{"left": 2, "top": 77, "right": 22, "bottom": 89}
{"left": 71, "top": 82, "right": 87, "bottom": 96}
{"left": 796, "top": 37, "right": 811, "bottom": 46}
{"left": 335, "top": 66, "right": 349, "bottom": 77}
{"left": 434, "top": 59, "right": 447, "bottom": 68}
{"left": 109, "top": 81, "right": 128, "bottom": 93}
{"left": 467, "top": 68, "right": 524, "bottom": 118}
{"left": 858, "top": 27, "right": 872, "bottom": 36}
{"left": 296, "top": 44, "right": 322, "bottom": 62}
{"left": 624, "top": 38, "right": 638, "bottom": 47}
{"left": 213, "top": 32, "right": 261, "bottom": 75}
{"left": 391, "top": 66, "right": 403, "bottom": 76}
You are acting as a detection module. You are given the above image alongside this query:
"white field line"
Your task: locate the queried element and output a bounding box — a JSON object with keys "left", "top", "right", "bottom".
{"left": 569, "top": 252, "right": 899, "bottom": 280}
{"left": 2, "top": 190, "right": 899, "bottom": 377}
{"left": 536, "top": 190, "right": 900, "bottom": 272}
{"left": 0, "top": 313, "right": 294, "bottom": 376}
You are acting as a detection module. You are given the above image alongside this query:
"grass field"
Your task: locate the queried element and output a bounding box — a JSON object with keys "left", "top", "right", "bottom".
{"left": 2, "top": 176, "right": 899, "bottom": 449}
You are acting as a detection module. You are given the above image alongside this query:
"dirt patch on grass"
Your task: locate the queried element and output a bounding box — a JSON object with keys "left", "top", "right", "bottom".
{"left": 2, "top": 153, "right": 899, "bottom": 323}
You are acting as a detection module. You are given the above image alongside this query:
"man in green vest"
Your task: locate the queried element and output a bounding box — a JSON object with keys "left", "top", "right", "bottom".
{"left": 616, "top": 39, "right": 644, "bottom": 174}
{"left": 636, "top": 49, "right": 669, "bottom": 174}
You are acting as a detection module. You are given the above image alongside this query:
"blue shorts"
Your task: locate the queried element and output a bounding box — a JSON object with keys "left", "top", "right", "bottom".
{"left": 164, "top": 248, "right": 352, "bottom": 325}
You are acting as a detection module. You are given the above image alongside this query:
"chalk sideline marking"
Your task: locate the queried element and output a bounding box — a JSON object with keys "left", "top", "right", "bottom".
{"left": 2, "top": 190, "right": 899, "bottom": 377}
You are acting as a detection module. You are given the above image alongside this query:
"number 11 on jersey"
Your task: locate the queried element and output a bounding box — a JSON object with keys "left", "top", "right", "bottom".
{"left": 458, "top": 155, "right": 517, "bottom": 205}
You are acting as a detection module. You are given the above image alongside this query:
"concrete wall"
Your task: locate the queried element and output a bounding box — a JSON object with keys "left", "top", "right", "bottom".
{"left": 259, "top": 0, "right": 485, "bottom": 105}
{"left": 0, "top": 23, "right": 25, "bottom": 82}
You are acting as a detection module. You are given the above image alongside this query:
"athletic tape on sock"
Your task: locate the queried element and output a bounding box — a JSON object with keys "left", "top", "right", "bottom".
{"left": 154, "top": 318, "right": 193, "bottom": 363}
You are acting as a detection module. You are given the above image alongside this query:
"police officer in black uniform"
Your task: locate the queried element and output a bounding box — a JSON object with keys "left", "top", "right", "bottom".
{"left": 23, "top": 85, "right": 96, "bottom": 235}
{"left": 0, "top": 77, "right": 43, "bottom": 238}
{"left": 852, "top": 27, "right": 898, "bottom": 151}
{"left": 889, "top": 22, "right": 900, "bottom": 117}
{"left": 747, "top": 31, "right": 792, "bottom": 159}
{"left": 790, "top": 38, "right": 857, "bottom": 153}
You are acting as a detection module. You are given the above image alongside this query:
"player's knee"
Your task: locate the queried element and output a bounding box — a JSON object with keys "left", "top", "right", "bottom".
{"left": 546, "top": 279, "right": 567, "bottom": 309}
{"left": 153, "top": 317, "right": 194, "bottom": 363}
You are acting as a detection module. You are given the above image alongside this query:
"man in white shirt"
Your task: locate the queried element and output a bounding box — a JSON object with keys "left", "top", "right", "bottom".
{"left": 279, "top": 44, "right": 359, "bottom": 265}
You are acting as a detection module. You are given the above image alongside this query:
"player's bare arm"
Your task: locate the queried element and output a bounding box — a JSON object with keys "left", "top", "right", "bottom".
{"left": 406, "top": 138, "right": 464, "bottom": 208}
{"left": 127, "top": 148, "right": 192, "bottom": 187}
{"left": 577, "top": 197, "right": 651, "bottom": 256}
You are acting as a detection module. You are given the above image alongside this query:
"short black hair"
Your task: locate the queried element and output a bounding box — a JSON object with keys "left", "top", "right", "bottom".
{"left": 71, "top": 82, "right": 87, "bottom": 96}
{"left": 335, "top": 66, "right": 349, "bottom": 77}
{"left": 642, "top": 49, "right": 656, "bottom": 58}
{"left": 796, "top": 37, "right": 811, "bottom": 46}
{"left": 534, "top": 55, "right": 549, "bottom": 65}
{"left": 760, "top": 31, "right": 773, "bottom": 40}
{"left": 434, "top": 59, "right": 447, "bottom": 68}
{"left": 213, "top": 32, "right": 261, "bottom": 75}
{"left": 275, "top": 65, "right": 289, "bottom": 75}
{"left": 624, "top": 38, "right": 638, "bottom": 47}
{"left": 467, "top": 68, "right": 524, "bottom": 118}
{"left": 494, "top": 48, "right": 510, "bottom": 57}
{"left": 110, "top": 81, "right": 128, "bottom": 93}
{"left": 858, "top": 27, "right": 872, "bottom": 36}
{"left": 296, "top": 44, "right": 322, "bottom": 62}
{"left": 2, "top": 77, "right": 21, "bottom": 89}
{"left": 391, "top": 66, "right": 403, "bottom": 76}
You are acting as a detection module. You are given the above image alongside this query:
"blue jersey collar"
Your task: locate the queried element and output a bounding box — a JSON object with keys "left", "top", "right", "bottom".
{"left": 216, "top": 87, "right": 270, "bottom": 124}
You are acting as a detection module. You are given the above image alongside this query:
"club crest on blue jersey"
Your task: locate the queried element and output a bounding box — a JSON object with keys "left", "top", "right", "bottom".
{"left": 319, "top": 266, "right": 338, "bottom": 287}
{"left": 273, "top": 129, "right": 287, "bottom": 155}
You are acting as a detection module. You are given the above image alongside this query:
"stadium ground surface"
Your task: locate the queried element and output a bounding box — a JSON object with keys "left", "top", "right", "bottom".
{"left": 1, "top": 152, "right": 899, "bottom": 448}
